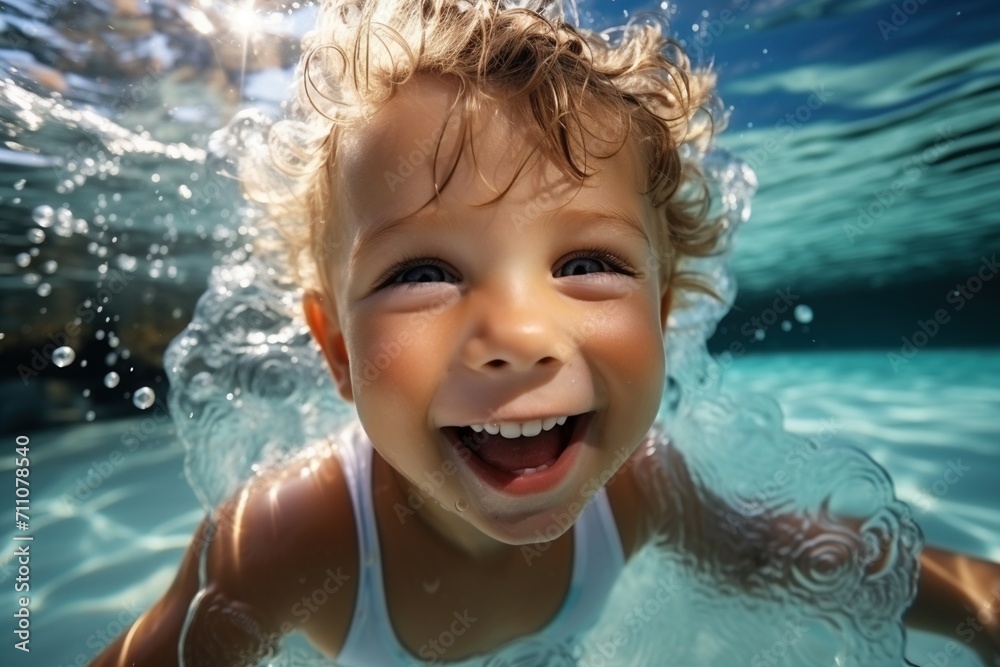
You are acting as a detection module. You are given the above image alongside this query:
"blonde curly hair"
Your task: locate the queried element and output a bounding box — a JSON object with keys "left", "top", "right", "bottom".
{"left": 247, "top": 0, "right": 724, "bottom": 304}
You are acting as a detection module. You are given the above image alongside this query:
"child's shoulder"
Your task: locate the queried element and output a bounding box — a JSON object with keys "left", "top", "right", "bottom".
{"left": 204, "top": 439, "right": 360, "bottom": 654}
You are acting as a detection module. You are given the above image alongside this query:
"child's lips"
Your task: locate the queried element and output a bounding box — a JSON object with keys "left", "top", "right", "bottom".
{"left": 440, "top": 412, "right": 593, "bottom": 494}
{"left": 449, "top": 417, "right": 574, "bottom": 473}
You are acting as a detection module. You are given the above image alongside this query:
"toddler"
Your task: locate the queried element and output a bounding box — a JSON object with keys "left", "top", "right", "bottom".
{"left": 91, "top": 0, "right": 999, "bottom": 665}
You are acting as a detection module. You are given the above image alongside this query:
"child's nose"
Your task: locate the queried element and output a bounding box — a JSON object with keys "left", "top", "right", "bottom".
{"left": 459, "top": 287, "right": 571, "bottom": 374}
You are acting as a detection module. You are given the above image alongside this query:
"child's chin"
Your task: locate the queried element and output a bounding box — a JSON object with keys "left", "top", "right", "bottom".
{"left": 463, "top": 495, "right": 584, "bottom": 547}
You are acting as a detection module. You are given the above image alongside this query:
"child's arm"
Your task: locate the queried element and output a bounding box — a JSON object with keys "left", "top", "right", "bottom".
{"left": 623, "top": 436, "right": 1000, "bottom": 664}
{"left": 88, "top": 453, "right": 359, "bottom": 666}
{"left": 86, "top": 518, "right": 281, "bottom": 667}
{"left": 904, "top": 546, "right": 1000, "bottom": 665}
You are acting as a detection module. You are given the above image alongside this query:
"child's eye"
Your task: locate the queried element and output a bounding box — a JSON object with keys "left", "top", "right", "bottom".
{"left": 556, "top": 250, "right": 635, "bottom": 278}
{"left": 380, "top": 258, "right": 458, "bottom": 288}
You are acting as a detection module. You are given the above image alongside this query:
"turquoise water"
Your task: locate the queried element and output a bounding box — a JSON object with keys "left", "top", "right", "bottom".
{"left": 1, "top": 0, "right": 998, "bottom": 665}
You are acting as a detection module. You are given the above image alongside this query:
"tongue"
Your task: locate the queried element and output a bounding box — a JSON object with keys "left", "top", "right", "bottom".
{"left": 471, "top": 428, "right": 565, "bottom": 473}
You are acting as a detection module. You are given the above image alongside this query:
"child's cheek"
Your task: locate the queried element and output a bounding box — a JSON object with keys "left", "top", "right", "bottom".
{"left": 587, "top": 300, "right": 666, "bottom": 413}
{"left": 349, "top": 314, "right": 444, "bottom": 404}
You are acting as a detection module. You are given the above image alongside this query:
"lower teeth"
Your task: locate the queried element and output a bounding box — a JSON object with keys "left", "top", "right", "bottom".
{"left": 511, "top": 462, "right": 551, "bottom": 475}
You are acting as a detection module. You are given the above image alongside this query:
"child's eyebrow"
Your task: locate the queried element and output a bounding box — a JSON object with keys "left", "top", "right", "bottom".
{"left": 349, "top": 202, "right": 651, "bottom": 270}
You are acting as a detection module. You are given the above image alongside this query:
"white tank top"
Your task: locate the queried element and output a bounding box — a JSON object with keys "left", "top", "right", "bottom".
{"left": 333, "top": 422, "right": 626, "bottom": 666}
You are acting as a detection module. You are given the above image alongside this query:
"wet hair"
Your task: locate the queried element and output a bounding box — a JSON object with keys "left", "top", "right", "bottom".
{"left": 248, "top": 0, "right": 724, "bottom": 304}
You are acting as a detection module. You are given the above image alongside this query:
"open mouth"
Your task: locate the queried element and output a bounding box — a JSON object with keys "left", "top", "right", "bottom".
{"left": 441, "top": 412, "right": 592, "bottom": 492}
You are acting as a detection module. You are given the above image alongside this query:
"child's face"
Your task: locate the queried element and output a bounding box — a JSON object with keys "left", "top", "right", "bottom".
{"left": 307, "top": 78, "right": 669, "bottom": 545}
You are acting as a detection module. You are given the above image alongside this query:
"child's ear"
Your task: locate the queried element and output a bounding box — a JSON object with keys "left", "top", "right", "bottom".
{"left": 659, "top": 284, "right": 673, "bottom": 335}
{"left": 303, "top": 289, "right": 354, "bottom": 403}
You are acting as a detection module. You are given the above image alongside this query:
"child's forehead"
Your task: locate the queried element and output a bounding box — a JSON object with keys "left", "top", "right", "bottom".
{"left": 333, "top": 79, "right": 647, "bottom": 230}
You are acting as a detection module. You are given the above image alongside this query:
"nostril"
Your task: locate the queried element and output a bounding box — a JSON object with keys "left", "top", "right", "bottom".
{"left": 486, "top": 359, "right": 507, "bottom": 368}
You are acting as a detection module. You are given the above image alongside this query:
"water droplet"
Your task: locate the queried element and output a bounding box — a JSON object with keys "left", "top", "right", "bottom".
{"left": 15, "top": 253, "right": 30, "bottom": 268}
{"left": 133, "top": 386, "right": 156, "bottom": 410}
{"left": 52, "top": 346, "right": 76, "bottom": 368}
{"left": 455, "top": 499, "right": 469, "bottom": 512}
{"left": 794, "top": 304, "right": 814, "bottom": 324}
{"left": 36, "top": 282, "right": 51, "bottom": 297}
{"left": 85, "top": 411, "right": 96, "bottom": 422}
{"left": 27, "top": 228, "right": 45, "bottom": 244}
{"left": 32, "top": 205, "right": 54, "bottom": 227}
{"left": 103, "top": 372, "right": 121, "bottom": 388}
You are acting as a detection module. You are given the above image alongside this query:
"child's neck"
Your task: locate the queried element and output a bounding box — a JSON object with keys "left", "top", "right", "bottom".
{"left": 376, "top": 454, "right": 528, "bottom": 563}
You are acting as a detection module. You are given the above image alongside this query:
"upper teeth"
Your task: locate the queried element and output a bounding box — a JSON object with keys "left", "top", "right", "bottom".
{"left": 469, "top": 415, "right": 568, "bottom": 438}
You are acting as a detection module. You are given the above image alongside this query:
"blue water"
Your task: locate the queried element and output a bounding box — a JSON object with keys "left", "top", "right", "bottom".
{"left": 0, "top": 0, "right": 998, "bottom": 665}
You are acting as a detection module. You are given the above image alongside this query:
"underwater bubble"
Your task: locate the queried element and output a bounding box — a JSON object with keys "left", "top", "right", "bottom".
{"left": 178, "top": 184, "right": 192, "bottom": 199}
{"left": 32, "top": 204, "right": 54, "bottom": 227}
{"left": 85, "top": 411, "right": 96, "bottom": 422}
{"left": 753, "top": 328, "right": 765, "bottom": 341}
{"left": 83, "top": 388, "right": 91, "bottom": 397}
{"left": 103, "top": 372, "right": 120, "bottom": 388}
{"left": 781, "top": 320, "right": 792, "bottom": 332}
{"left": 455, "top": 499, "right": 469, "bottom": 512}
{"left": 41, "top": 260, "right": 58, "bottom": 274}
{"left": 27, "top": 228, "right": 45, "bottom": 244}
{"left": 23, "top": 273, "right": 39, "bottom": 286}
{"left": 15, "top": 253, "right": 30, "bottom": 268}
{"left": 13, "top": 179, "right": 25, "bottom": 191}
{"left": 36, "top": 283, "right": 51, "bottom": 297}
{"left": 132, "top": 387, "right": 156, "bottom": 410}
{"left": 794, "top": 304, "right": 814, "bottom": 324}
{"left": 106, "top": 352, "right": 118, "bottom": 366}
{"left": 52, "top": 346, "right": 76, "bottom": 368}
{"left": 94, "top": 329, "right": 105, "bottom": 340}
{"left": 117, "top": 254, "right": 138, "bottom": 272}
